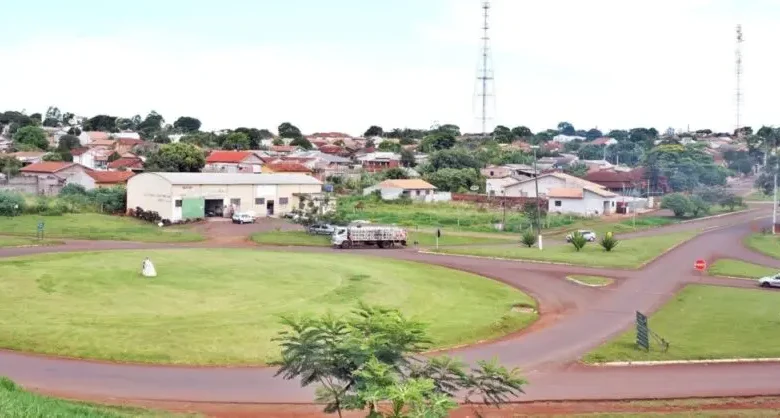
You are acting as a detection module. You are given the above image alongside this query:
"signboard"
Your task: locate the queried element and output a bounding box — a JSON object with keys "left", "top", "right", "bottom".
{"left": 324, "top": 184, "right": 334, "bottom": 193}
{"left": 436, "top": 229, "right": 441, "bottom": 238}
{"left": 694, "top": 259, "right": 707, "bottom": 271}
{"left": 469, "top": 185, "right": 479, "bottom": 191}
{"left": 636, "top": 311, "right": 649, "bottom": 350}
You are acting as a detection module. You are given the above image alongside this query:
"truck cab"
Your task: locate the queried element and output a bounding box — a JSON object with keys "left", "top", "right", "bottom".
{"left": 332, "top": 227, "right": 349, "bottom": 247}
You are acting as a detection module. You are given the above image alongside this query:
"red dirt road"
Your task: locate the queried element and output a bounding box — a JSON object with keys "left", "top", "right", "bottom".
{"left": 1, "top": 205, "right": 780, "bottom": 414}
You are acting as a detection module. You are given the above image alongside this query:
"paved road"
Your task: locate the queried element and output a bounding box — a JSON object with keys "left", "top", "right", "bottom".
{"left": 1, "top": 203, "right": 780, "bottom": 408}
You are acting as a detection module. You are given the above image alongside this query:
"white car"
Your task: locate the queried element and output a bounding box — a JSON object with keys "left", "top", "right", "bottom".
{"left": 566, "top": 230, "right": 597, "bottom": 242}
{"left": 232, "top": 212, "right": 255, "bottom": 224}
{"left": 758, "top": 274, "right": 780, "bottom": 288}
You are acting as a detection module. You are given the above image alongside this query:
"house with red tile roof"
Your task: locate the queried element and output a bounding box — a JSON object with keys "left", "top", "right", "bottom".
{"left": 270, "top": 145, "right": 301, "bottom": 154}
{"left": 262, "top": 162, "right": 313, "bottom": 175}
{"left": 108, "top": 157, "right": 145, "bottom": 172}
{"left": 87, "top": 170, "right": 136, "bottom": 188}
{"left": 19, "top": 162, "right": 97, "bottom": 190}
{"left": 115, "top": 138, "right": 146, "bottom": 155}
{"left": 204, "top": 150, "right": 265, "bottom": 173}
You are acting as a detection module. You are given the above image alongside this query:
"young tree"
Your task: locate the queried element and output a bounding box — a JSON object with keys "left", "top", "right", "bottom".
{"left": 600, "top": 234, "right": 618, "bottom": 252}
{"left": 12, "top": 126, "right": 49, "bottom": 150}
{"left": 569, "top": 231, "right": 587, "bottom": 251}
{"left": 661, "top": 193, "right": 692, "bottom": 218}
{"left": 400, "top": 148, "right": 416, "bottom": 168}
{"left": 274, "top": 304, "right": 526, "bottom": 418}
{"left": 688, "top": 194, "right": 710, "bottom": 217}
{"left": 521, "top": 230, "right": 536, "bottom": 248}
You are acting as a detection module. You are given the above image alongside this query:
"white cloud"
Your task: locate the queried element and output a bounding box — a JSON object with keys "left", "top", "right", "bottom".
{"left": 2, "top": 1, "right": 779, "bottom": 136}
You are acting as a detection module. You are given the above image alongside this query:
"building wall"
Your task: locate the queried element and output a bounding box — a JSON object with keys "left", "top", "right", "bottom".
{"left": 74, "top": 153, "right": 95, "bottom": 169}
{"left": 504, "top": 176, "right": 565, "bottom": 197}
{"left": 481, "top": 166, "right": 512, "bottom": 179}
{"left": 0, "top": 175, "right": 64, "bottom": 196}
{"left": 548, "top": 192, "right": 616, "bottom": 216}
{"left": 65, "top": 169, "right": 96, "bottom": 190}
{"left": 127, "top": 174, "right": 174, "bottom": 219}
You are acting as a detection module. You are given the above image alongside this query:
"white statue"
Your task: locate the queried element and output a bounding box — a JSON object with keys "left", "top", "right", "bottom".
{"left": 142, "top": 257, "right": 157, "bottom": 278}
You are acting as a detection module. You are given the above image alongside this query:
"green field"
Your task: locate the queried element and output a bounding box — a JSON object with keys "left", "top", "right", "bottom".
{"left": 745, "top": 191, "right": 775, "bottom": 201}
{"left": 0, "top": 236, "right": 61, "bottom": 248}
{"left": 745, "top": 233, "right": 780, "bottom": 259}
{"left": 584, "top": 285, "right": 780, "bottom": 363}
{"left": 0, "top": 214, "right": 203, "bottom": 242}
{"left": 250, "top": 230, "right": 515, "bottom": 247}
{"left": 433, "top": 231, "right": 698, "bottom": 269}
{"left": 0, "top": 249, "right": 535, "bottom": 365}
{"left": 708, "top": 259, "right": 776, "bottom": 279}
{"left": 566, "top": 275, "right": 614, "bottom": 287}
{"left": 0, "top": 377, "right": 186, "bottom": 418}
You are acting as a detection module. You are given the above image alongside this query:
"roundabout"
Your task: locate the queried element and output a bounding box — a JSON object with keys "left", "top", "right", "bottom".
{"left": 0, "top": 249, "right": 535, "bottom": 365}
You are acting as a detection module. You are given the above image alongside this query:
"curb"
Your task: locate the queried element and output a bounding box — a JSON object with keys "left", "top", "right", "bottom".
{"left": 417, "top": 250, "right": 599, "bottom": 269}
{"left": 677, "top": 208, "right": 754, "bottom": 224}
{"left": 593, "top": 358, "right": 780, "bottom": 367}
{"left": 565, "top": 276, "right": 613, "bottom": 287}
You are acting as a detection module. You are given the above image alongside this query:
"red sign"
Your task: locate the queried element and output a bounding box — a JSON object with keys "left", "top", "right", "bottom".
{"left": 694, "top": 259, "right": 707, "bottom": 271}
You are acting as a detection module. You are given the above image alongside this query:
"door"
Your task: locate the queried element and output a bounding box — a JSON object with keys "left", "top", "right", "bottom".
{"left": 266, "top": 200, "right": 275, "bottom": 216}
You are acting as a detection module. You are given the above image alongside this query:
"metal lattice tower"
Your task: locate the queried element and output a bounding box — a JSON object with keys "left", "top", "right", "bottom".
{"left": 477, "top": 1, "right": 494, "bottom": 137}
{"left": 735, "top": 24, "right": 743, "bottom": 135}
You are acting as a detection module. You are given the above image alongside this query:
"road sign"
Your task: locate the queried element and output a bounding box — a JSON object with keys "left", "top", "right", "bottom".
{"left": 436, "top": 229, "right": 441, "bottom": 238}
{"left": 636, "top": 311, "right": 649, "bottom": 350}
{"left": 694, "top": 259, "right": 707, "bottom": 271}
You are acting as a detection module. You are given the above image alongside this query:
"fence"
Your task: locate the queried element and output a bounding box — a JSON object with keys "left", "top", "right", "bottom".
{"left": 452, "top": 193, "right": 547, "bottom": 209}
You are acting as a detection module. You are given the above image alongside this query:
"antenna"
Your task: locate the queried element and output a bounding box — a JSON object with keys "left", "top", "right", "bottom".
{"left": 735, "top": 24, "right": 743, "bottom": 135}
{"left": 476, "top": 1, "right": 494, "bottom": 137}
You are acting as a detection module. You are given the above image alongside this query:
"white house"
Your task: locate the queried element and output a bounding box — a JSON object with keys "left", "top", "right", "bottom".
{"left": 552, "top": 134, "right": 586, "bottom": 143}
{"left": 547, "top": 186, "right": 618, "bottom": 216}
{"left": 363, "top": 179, "right": 447, "bottom": 201}
{"left": 501, "top": 172, "right": 602, "bottom": 198}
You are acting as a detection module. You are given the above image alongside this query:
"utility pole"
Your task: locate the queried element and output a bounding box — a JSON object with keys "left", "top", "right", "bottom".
{"left": 476, "top": 1, "right": 494, "bottom": 137}
{"left": 735, "top": 24, "right": 744, "bottom": 136}
{"left": 532, "top": 145, "right": 542, "bottom": 249}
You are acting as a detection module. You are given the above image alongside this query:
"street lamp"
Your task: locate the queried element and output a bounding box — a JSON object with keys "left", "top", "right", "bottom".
{"left": 530, "top": 145, "right": 542, "bottom": 249}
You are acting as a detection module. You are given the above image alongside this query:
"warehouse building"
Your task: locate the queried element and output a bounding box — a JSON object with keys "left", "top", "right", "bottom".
{"left": 127, "top": 172, "right": 322, "bottom": 221}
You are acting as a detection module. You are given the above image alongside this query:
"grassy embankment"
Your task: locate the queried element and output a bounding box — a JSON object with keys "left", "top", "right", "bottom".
{"left": 708, "top": 259, "right": 776, "bottom": 279}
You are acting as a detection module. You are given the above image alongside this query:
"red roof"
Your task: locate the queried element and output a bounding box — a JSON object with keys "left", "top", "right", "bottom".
{"left": 206, "top": 151, "right": 253, "bottom": 163}
{"left": 590, "top": 137, "right": 613, "bottom": 146}
{"left": 271, "top": 145, "right": 297, "bottom": 153}
{"left": 319, "top": 144, "right": 345, "bottom": 154}
{"left": 107, "top": 157, "right": 144, "bottom": 170}
{"left": 87, "top": 170, "right": 136, "bottom": 184}
{"left": 264, "top": 162, "right": 312, "bottom": 173}
{"left": 20, "top": 162, "right": 78, "bottom": 173}
{"left": 117, "top": 138, "right": 145, "bottom": 147}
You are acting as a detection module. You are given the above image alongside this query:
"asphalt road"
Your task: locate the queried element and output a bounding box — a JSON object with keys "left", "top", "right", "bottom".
{"left": 1, "top": 203, "right": 779, "bottom": 408}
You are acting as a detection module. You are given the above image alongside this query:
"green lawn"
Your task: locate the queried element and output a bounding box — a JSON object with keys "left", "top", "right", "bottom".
{"left": 584, "top": 285, "right": 780, "bottom": 363}
{"left": 0, "top": 214, "right": 203, "bottom": 242}
{"left": 745, "top": 191, "right": 775, "bottom": 201}
{"left": 0, "top": 236, "right": 62, "bottom": 248}
{"left": 745, "top": 233, "right": 780, "bottom": 259}
{"left": 250, "top": 230, "right": 516, "bottom": 247}
{"left": 566, "top": 275, "right": 614, "bottom": 287}
{"left": 0, "top": 377, "right": 188, "bottom": 417}
{"left": 0, "top": 249, "right": 536, "bottom": 365}
{"left": 708, "top": 259, "right": 777, "bottom": 279}
{"left": 433, "top": 231, "right": 698, "bottom": 269}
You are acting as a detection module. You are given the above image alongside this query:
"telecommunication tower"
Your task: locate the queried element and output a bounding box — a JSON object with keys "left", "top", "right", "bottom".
{"left": 476, "top": 1, "right": 494, "bottom": 137}
{"left": 735, "top": 24, "right": 743, "bottom": 135}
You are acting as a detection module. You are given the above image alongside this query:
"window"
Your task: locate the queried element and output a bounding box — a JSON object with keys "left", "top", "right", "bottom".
{"left": 279, "top": 197, "right": 289, "bottom": 205}
{"left": 255, "top": 198, "right": 265, "bottom": 205}
{"left": 490, "top": 171, "right": 494, "bottom": 176}
{"left": 230, "top": 198, "right": 240, "bottom": 206}
{"left": 175, "top": 200, "right": 182, "bottom": 207}
{"left": 612, "top": 201, "right": 616, "bottom": 207}
{"left": 416, "top": 190, "right": 421, "bottom": 196}
{"left": 554, "top": 200, "right": 562, "bottom": 207}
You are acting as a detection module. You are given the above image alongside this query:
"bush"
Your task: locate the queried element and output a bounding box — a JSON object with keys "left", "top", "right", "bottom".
{"left": 60, "top": 183, "right": 88, "bottom": 196}
{"left": 600, "top": 233, "right": 618, "bottom": 252}
{"left": 661, "top": 193, "right": 692, "bottom": 218}
{"left": 720, "top": 194, "right": 744, "bottom": 211}
{"left": 132, "top": 206, "right": 162, "bottom": 223}
{"left": 0, "top": 191, "right": 25, "bottom": 216}
{"left": 521, "top": 230, "right": 536, "bottom": 247}
{"left": 689, "top": 195, "right": 710, "bottom": 217}
{"left": 570, "top": 231, "right": 587, "bottom": 251}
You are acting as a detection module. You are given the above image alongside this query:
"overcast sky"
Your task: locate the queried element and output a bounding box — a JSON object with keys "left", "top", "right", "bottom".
{"left": 1, "top": 0, "right": 778, "bottom": 135}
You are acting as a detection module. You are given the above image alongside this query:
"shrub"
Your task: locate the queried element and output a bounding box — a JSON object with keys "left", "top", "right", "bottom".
{"left": 60, "top": 183, "right": 88, "bottom": 196}
{"left": 600, "top": 233, "right": 618, "bottom": 252}
{"left": 720, "top": 194, "right": 744, "bottom": 211}
{"left": 661, "top": 193, "right": 692, "bottom": 218}
{"left": 521, "top": 230, "right": 536, "bottom": 247}
{"left": 133, "top": 206, "right": 162, "bottom": 223}
{"left": 689, "top": 195, "right": 710, "bottom": 217}
{"left": 0, "top": 191, "right": 25, "bottom": 216}
{"left": 570, "top": 231, "right": 587, "bottom": 251}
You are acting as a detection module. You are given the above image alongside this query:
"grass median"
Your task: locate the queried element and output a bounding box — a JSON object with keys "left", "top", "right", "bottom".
{"left": 432, "top": 231, "right": 698, "bottom": 269}
{"left": 566, "top": 275, "right": 614, "bottom": 287}
{"left": 0, "top": 214, "right": 203, "bottom": 243}
{"left": 0, "top": 236, "right": 62, "bottom": 248}
{"left": 708, "top": 259, "right": 777, "bottom": 279}
{"left": 251, "top": 229, "right": 516, "bottom": 247}
{"left": 745, "top": 233, "right": 780, "bottom": 259}
{"left": 584, "top": 285, "right": 780, "bottom": 363}
{"left": 0, "top": 249, "right": 536, "bottom": 365}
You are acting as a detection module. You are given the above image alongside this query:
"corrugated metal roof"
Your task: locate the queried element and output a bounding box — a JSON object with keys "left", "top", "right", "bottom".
{"left": 138, "top": 172, "right": 322, "bottom": 186}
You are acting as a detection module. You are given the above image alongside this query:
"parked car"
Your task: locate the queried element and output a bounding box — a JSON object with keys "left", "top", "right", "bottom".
{"left": 758, "top": 274, "right": 780, "bottom": 288}
{"left": 565, "top": 230, "right": 597, "bottom": 242}
{"left": 232, "top": 212, "right": 255, "bottom": 224}
{"left": 308, "top": 224, "right": 335, "bottom": 235}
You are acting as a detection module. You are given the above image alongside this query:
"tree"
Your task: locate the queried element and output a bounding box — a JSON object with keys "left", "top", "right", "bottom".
{"left": 557, "top": 122, "right": 575, "bottom": 136}
{"left": 434, "top": 124, "right": 461, "bottom": 137}
{"left": 56, "top": 134, "right": 81, "bottom": 152}
{"left": 82, "top": 115, "right": 118, "bottom": 132}
{"left": 272, "top": 138, "right": 285, "bottom": 146}
{"left": 511, "top": 126, "right": 533, "bottom": 138}
{"left": 42, "top": 153, "right": 62, "bottom": 162}
{"left": 67, "top": 127, "right": 82, "bottom": 136}
{"left": 107, "top": 151, "right": 122, "bottom": 162}
{"left": 400, "top": 148, "right": 416, "bottom": 168}
{"left": 380, "top": 167, "right": 409, "bottom": 180}
{"left": 144, "top": 142, "right": 205, "bottom": 172}
{"left": 377, "top": 141, "right": 401, "bottom": 153}
{"left": 689, "top": 194, "right": 710, "bottom": 217}
{"left": 278, "top": 122, "right": 303, "bottom": 139}
{"left": 721, "top": 194, "right": 744, "bottom": 211}
{"left": 234, "top": 127, "right": 268, "bottom": 149}
{"left": 563, "top": 162, "right": 588, "bottom": 178}
{"left": 585, "top": 128, "right": 603, "bottom": 141}
{"left": 221, "top": 132, "right": 251, "bottom": 150}
{"left": 364, "top": 125, "right": 384, "bottom": 137}
{"left": 427, "top": 148, "right": 481, "bottom": 172}
{"left": 661, "top": 193, "right": 692, "bottom": 218}
{"left": 420, "top": 131, "right": 456, "bottom": 152}
{"left": 290, "top": 136, "right": 314, "bottom": 150}
{"left": 42, "top": 117, "right": 60, "bottom": 127}
{"left": 606, "top": 130, "right": 629, "bottom": 142}
{"left": 569, "top": 231, "right": 587, "bottom": 251}
{"left": 424, "top": 168, "right": 482, "bottom": 192}
{"left": 600, "top": 234, "right": 618, "bottom": 252}
{"left": 0, "top": 156, "right": 23, "bottom": 176}
{"left": 492, "top": 125, "right": 514, "bottom": 143}
{"left": 12, "top": 126, "right": 49, "bottom": 150}
{"left": 521, "top": 230, "right": 536, "bottom": 248}
{"left": 45, "top": 106, "right": 62, "bottom": 123}
{"left": 173, "top": 116, "right": 202, "bottom": 133}
{"left": 577, "top": 144, "right": 604, "bottom": 161}
{"left": 273, "top": 304, "right": 525, "bottom": 418}
{"left": 137, "top": 111, "right": 165, "bottom": 140}
{"left": 29, "top": 113, "right": 42, "bottom": 124}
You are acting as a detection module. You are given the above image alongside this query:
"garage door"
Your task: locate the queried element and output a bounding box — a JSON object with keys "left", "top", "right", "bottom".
{"left": 182, "top": 197, "right": 205, "bottom": 219}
